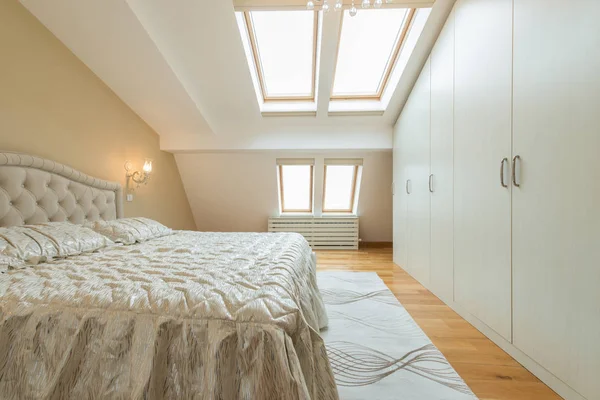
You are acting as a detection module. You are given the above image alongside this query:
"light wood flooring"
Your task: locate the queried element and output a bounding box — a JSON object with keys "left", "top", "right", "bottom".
{"left": 315, "top": 247, "right": 562, "bottom": 400}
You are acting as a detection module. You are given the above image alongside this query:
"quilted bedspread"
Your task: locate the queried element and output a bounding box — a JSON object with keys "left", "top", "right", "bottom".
{"left": 0, "top": 231, "right": 337, "bottom": 400}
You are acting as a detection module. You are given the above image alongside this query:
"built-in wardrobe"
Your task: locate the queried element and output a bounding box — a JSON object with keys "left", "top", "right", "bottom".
{"left": 392, "top": 1, "right": 600, "bottom": 399}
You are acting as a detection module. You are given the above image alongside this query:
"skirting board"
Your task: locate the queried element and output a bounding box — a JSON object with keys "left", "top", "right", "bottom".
{"left": 359, "top": 242, "right": 393, "bottom": 249}
{"left": 403, "top": 268, "right": 587, "bottom": 400}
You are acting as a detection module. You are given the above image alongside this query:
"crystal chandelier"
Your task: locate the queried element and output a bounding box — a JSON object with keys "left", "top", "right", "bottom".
{"left": 306, "top": 0, "right": 392, "bottom": 16}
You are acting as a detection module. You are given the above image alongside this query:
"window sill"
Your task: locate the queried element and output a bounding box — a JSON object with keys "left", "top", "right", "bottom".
{"left": 279, "top": 212, "right": 314, "bottom": 217}
{"left": 276, "top": 213, "right": 358, "bottom": 218}
{"left": 328, "top": 99, "right": 385, "bottom": 115}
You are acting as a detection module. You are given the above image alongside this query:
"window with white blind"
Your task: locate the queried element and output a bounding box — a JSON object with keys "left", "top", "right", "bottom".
{"left": 322, "top": 159, "right": 363, "bottom": 213}
{"left": 328, "top": 7, "right": 432, "bottom": 114}
{"left": 239, "top": 10, "right": 318, "bottom": 101}
{"left": 332, "top": 9, "right": 413, "bottom": 99}
{"left": 277, "top": 159, "right": 315, "bottom": 213}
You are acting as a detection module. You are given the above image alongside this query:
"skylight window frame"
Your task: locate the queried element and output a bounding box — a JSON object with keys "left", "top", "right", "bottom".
{"left": 278, "top": 164, "right": 315, "bottom": 213}
{"left": 243, "top": 11, "right": 319, "bottom": 102}
{"left": 322, "top": 164, "right": 360, "bottom": 214}
{"left": 330, "top": 8, "right": 417, "bottom": 101}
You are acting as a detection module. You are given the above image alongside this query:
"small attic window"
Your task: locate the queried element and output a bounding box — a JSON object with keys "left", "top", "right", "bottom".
{"left": 277, "top": 159, "right": 315, "bottom": 214}
{"left": 322, "top": 159, "right": 363, "bottom": 214}
{"left": 241, "top": 10, "right": 318, "bottom": 101}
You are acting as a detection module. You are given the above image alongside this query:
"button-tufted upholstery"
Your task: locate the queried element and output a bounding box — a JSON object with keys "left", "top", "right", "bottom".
{"left": 0, "top": 153, "right": 123, "bottom": 227}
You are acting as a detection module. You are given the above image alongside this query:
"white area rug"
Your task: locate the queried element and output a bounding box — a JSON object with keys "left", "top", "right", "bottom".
{"left": 317, "top": 271, "right": 477, "bottom": 400}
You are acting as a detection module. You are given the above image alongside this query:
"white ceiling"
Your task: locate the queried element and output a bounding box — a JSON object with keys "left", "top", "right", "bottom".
{"left": 20, "top": 0, "right": 455, "bottom": 152}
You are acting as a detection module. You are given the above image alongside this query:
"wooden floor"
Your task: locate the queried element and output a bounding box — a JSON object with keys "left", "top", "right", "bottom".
{"left": 315, "top": 248, "right": 562, "bottom": 400}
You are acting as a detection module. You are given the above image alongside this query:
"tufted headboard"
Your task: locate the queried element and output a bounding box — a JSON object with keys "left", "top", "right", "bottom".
{"left": 0, "top": 153, "right": 123, "bottom": 227}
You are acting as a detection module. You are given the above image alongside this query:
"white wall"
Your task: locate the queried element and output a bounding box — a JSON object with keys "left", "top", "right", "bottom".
{"left": 175, "top": 151, "right": 393, "bottom": 242}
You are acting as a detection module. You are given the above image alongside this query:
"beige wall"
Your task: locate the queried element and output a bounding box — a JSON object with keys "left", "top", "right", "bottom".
{"left": 0, "top": 0, "right": 195, "bottom": 230}
{"left": 175, "top": 151, "right": 393, "bottom": 242}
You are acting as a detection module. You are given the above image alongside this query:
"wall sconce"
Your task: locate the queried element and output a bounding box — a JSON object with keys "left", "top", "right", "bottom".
{"left": 124, "top": 159, "right": 153, "bottom": 190}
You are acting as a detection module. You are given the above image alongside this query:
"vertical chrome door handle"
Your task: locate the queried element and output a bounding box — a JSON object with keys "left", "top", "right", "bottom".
{"left": 512, "top": 155, "right": 521, "bottom": 187}
{"left": 406, "top": 179, "right": 411, "bottom": 194}
{"left": 429, "top": 174, "right": 434, "bottom": 193}
{"left": 500, "top": 158, "right": 508, "bottom": 188}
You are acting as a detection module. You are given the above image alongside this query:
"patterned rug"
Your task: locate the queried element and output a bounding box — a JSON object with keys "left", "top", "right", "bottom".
{"left": 317, "top": 271, "right": 477, "bottom": 400}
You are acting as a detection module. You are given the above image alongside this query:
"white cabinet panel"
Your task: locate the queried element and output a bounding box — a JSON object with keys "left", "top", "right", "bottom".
{"left": 512, "top": 1, "right": 600, "bottom": 398}
{"left": 392, "top": 118, "right": 408, "bottom": 268}
{"left": 393, "top": 59, "right": 431, "bottom": 282}
{"left": 405, "top": 59, "right": 431, "bottom": 286}
{"left": 429, "top": 9, "right": 455, "bottom": 304}
{"left": 453, "top": 0, "right": 512, "bottom": 341}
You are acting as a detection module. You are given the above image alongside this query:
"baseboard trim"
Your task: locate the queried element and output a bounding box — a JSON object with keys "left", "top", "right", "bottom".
{"left": 398, "top": 264, "right": 587, "bottom": 400}
{"left": 359, "top": 242, "right": 393, "bottom": 249}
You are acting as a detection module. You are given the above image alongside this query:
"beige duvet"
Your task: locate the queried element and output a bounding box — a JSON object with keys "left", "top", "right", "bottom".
{"left": 0, "top": 231, "right": 338, "bottom": 400}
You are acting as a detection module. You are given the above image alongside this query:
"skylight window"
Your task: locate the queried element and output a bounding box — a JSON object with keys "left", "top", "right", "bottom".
{"left": 322, "top": 159, "right": 362, "bottom": 213}
{"left": 277, "top": 160, "right": 314, "bottom": 213}
{"left": 242, "top": 11, "right": 318, "bottom": 101}
{"left": 332, "top": 8, "right": 416, "bottom": 99}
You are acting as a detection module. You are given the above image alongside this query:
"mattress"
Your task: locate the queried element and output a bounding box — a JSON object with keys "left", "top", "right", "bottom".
{"left": 0, "top": 231, "right": 337, "bottom": 400}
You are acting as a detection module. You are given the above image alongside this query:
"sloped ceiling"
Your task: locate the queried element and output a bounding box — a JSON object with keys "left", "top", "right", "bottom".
{"left": 20, "top": 0, "right": 455, "bottom": 152}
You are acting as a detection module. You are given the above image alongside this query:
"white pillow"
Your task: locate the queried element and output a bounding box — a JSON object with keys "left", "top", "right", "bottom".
{"left": 87, "top": 217, "right": 172, "bottom": 244}
{"left": 0, "top": 222, "right": 113, "bottom": 265}
{"left": 25, "top": 222, "right": 114, "bottom": 257}
{"left": 0, "top": 227, "right": 61, "bottom": 264}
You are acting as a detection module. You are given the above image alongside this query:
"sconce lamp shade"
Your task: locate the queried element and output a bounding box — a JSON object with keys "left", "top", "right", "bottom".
{"left": 143, "top": 159, "right": 153, "bottom": 174}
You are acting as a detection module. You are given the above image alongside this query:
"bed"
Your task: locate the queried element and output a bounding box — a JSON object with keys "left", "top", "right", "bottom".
{"left": 0, "top": 153, "right": 338, "bottom": 400}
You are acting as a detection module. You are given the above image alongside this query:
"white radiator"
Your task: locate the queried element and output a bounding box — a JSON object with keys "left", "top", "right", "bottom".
{"left": 268, "top": 217, "right": 359, "bottom": 250}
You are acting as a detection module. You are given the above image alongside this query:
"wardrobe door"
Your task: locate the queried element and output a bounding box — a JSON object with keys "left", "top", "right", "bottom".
{"left": 429, "top": 9, "right": 455, "bottom": 303}
{"left": 392, "top": 117, "right": 408, "bottom": 268}
{"left": 453, "top": 0, "right": 512, "bottom": 341}
{"left": 394, "top": 62, "right": 429, "bottom": 280}
{"left": 512, "top": 1, "right": 600, "bottom": 398}
{"left": 405, "top": 59, "right": 431, "bottom": 286}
